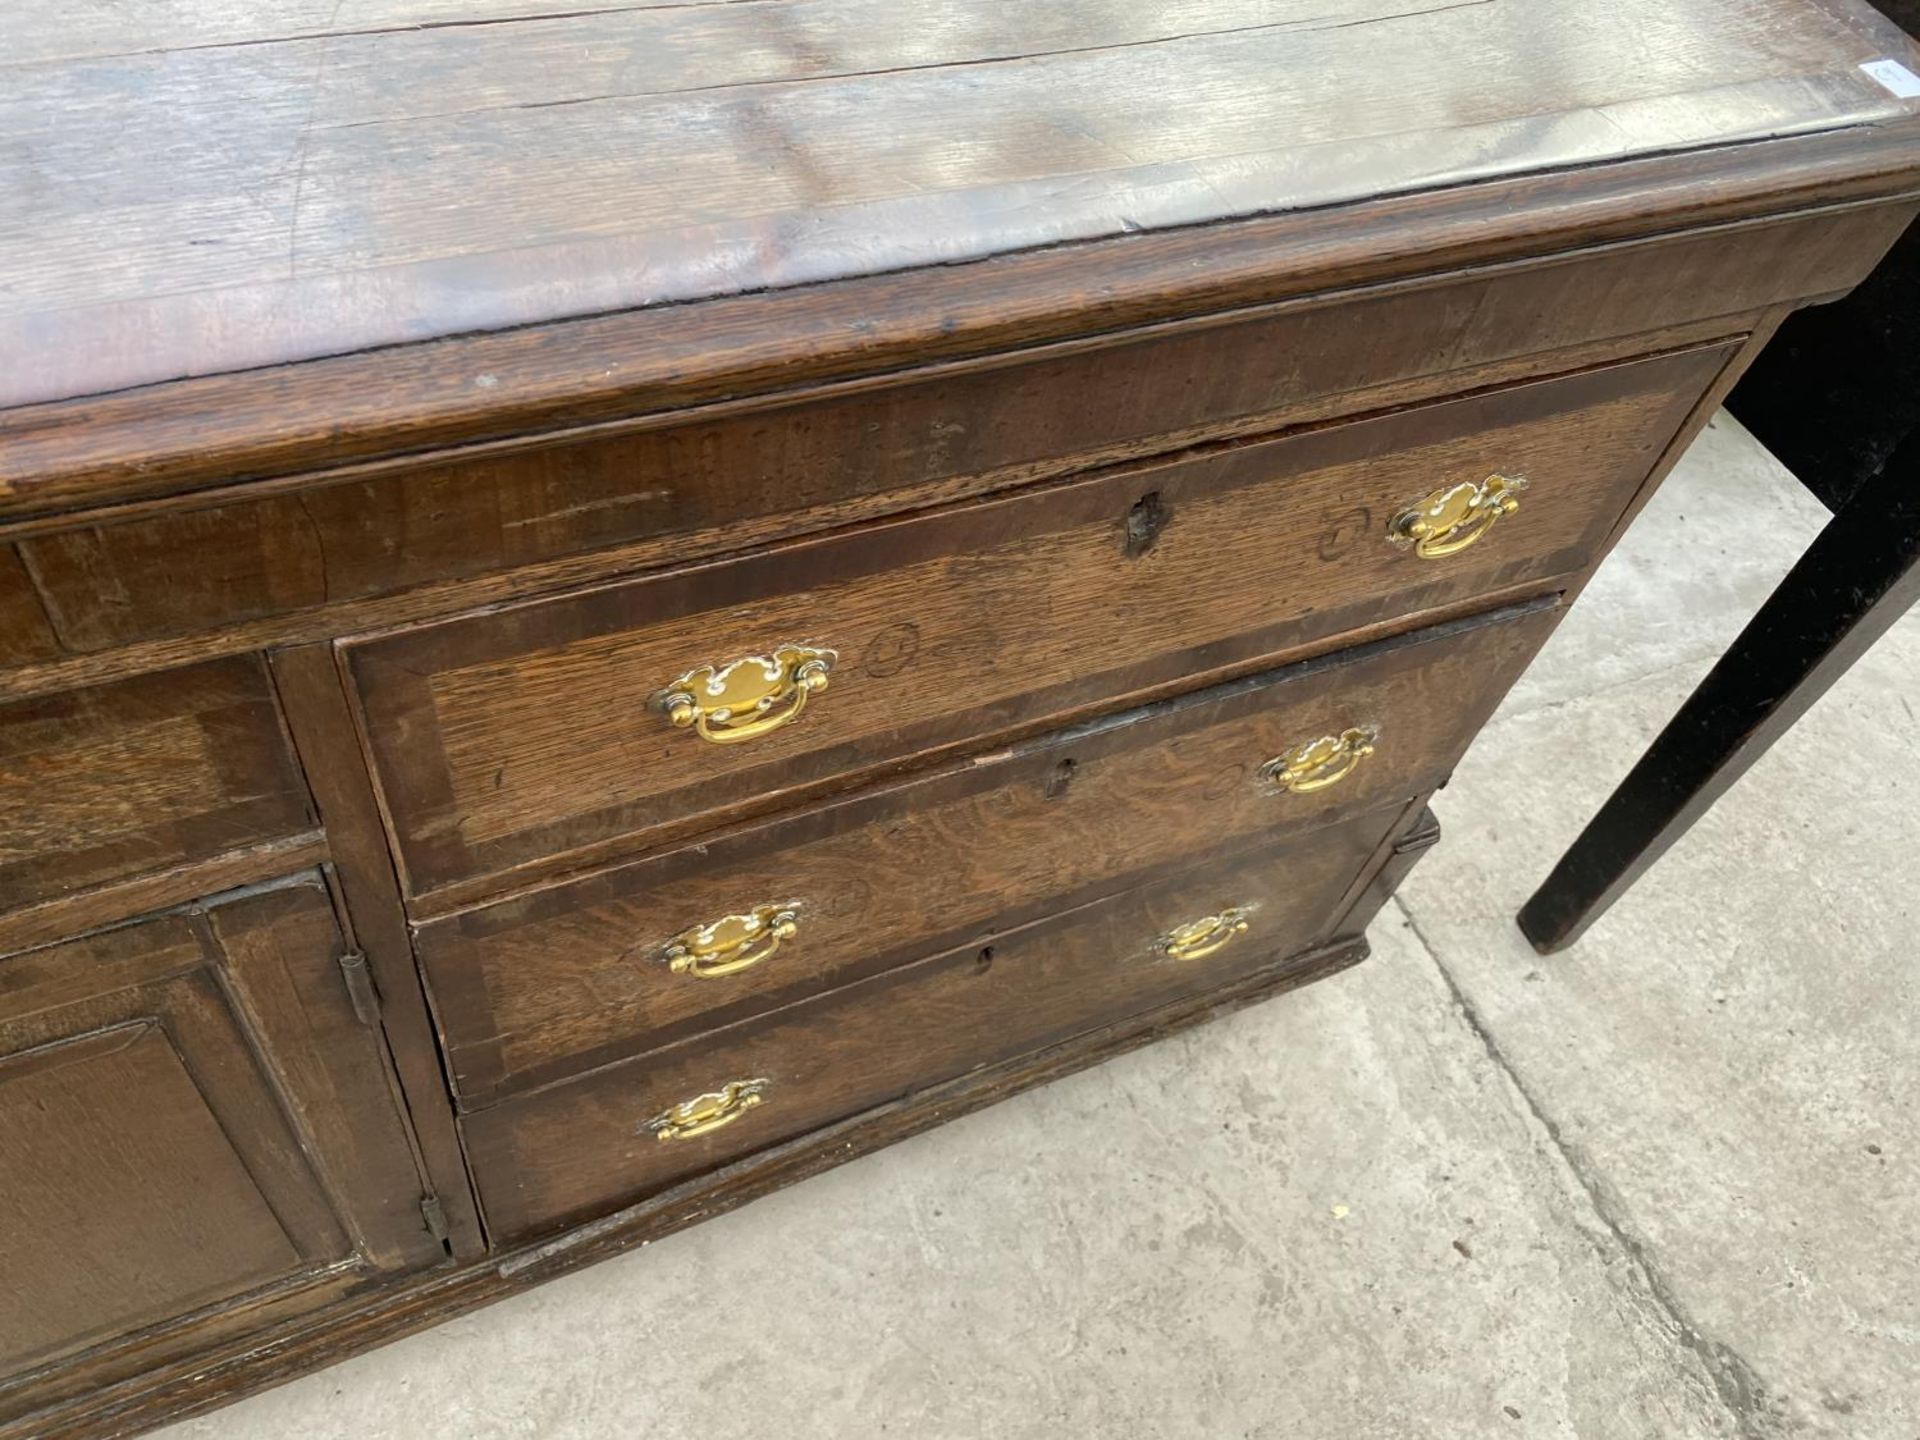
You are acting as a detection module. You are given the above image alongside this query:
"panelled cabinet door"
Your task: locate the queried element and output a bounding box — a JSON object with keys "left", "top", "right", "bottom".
{"left": 0, "top": 874, "right": 442, "bottom": 1410}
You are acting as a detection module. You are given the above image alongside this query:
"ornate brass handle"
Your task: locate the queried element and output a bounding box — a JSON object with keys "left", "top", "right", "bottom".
{"left": 663, "top": 903, "right": 800, "bottom": 980}
{"left": 1388, "top": 474, "right": 1526, "bottom": 558}
{"left": 660, "top": 645, "right": 835, "bottom": 745}
{"left": 645, "top": 1078, "right": 770, "bottom": 1143}
{"left": 1261, "top": 727, "right": 1378, "bottom": 795}
{"left": 1158, "top": 907, "right": 1252, "bottom": 962}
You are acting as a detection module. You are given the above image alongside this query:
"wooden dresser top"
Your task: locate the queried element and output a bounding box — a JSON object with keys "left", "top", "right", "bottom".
{"left": 2, "top": 0, "right": 1918, "bottom": 520}
{"left": 4, "top": 0, "right": 1918, "bottom": 404}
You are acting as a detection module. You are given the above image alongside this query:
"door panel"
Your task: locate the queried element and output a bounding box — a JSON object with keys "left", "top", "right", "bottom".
{"left": 0, "top": 875, "right": 441, "bottom": 1405}
{"left": 0, "top": 1023, "right": 302, "bottom": 1373}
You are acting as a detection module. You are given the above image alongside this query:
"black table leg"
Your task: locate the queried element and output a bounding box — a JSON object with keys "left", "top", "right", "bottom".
{"left": 1518, "top": 426, "right": 1920, "bottom": 955}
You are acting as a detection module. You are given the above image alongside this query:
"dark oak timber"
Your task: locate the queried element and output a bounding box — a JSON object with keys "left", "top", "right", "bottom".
{"left": 349, "top": 347, "right": 1724, "bottom": 904}
{"left": 2, "top": 1, "right": 1917, "bottom": 1433}
{"left": 423, "top": 602, "right": 1558, "bottom": 1104}
{"left": 0, "top": 879, "right": 441, "bottom": 1424}
{"left": 1, "top": 207, "right": 1888, "bottom": 662}
{"left": 1, "top": 0, "right": 1914, "bottom": 410}
{"left": 464, "top": 806, "right": 1417, "bottom": 1241}
{"left": 0, "top": 160, "right": 1913, "bottom": 538}
{"left": 267, "top": 645, "right": 487, "bottom": 1259}
{"left": 0, "top": 657, "right": 313, "bottom": 918}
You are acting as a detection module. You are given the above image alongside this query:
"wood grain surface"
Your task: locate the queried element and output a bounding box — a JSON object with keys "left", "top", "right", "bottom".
{"left": 0, "top": 915, "right": 349, "bottom": 1389}
{"left": 8, "top": 206, "right": 1878, "bottom": 659}
{"left": 0, "top": 1023, "right": 302, "bottom": 1376}
{"left": 463, "top": 804, "right": 1405, "bottom": 1241}
{"left": 268, "top": 644, "right": 488, "bottom": 1258}
{"left": 0, "top": 656, "right": 314, "bottom": 916}
{"left": 0, "top": 832, "right": 328, "bottom": 969}
{"left": 0, "top": 2, "right": 1914, "bottom": 1429}
{"left": 1, "top": 153, "right": 1914, "bottom": 536}
{"left": 0, "top": 877, "right": 442, "bottom": 1415}
{"left": 1, "top": 0, "right": 1915, "bottom": 406}
{"left": 350, "top": 344, "right": 1727, "bottom": 901}
{"left": 205, "top": 883, "right": 446, "bottom": 1272}
{"left": 421, "top": 601, "right": 1556, "bottom": 1104}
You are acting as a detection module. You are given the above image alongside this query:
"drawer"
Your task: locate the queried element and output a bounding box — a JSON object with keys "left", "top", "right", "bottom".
{"left": 421, "top": 601, "right": 1557, "bottom": 1105}
{"left": 462, "top": 803, "right": 1414, "bottom": 1242}
{"left": 27, "top": 200, "right": 1859, "bottom": 655}
{"left": 0, "top": 657, "right": 313, "bottom": 918}
{"left": 350, "top": 344, "right": 1728, "bottom": 901}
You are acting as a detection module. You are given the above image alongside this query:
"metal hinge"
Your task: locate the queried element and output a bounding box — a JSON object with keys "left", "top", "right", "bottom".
{"left": 338, "top": 950, "right": 381, "bottom": 1027}
{"left": 420, "top": 1193, "right": 451, "bottom": 1245}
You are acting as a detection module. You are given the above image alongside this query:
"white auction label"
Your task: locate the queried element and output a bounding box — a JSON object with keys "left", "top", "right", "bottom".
{"left": 1860, "top": 58, "right": 1920, "bottom": 98}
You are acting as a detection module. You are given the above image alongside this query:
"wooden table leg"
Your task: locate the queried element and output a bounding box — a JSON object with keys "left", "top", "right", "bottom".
{"left": 1519, "top": 427, "right": 1920, "bottom": 955}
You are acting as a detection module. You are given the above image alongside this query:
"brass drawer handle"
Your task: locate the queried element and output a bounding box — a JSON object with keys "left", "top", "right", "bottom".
{"left": 645, "top": 1078, "right": 770, "bottom": 1143}
{"left": 1158, "top": 906, "right": 1252, "bottom": 962}
{"left": 660, "top": 645, "right": 835, "bottom": 745}
{"left": 1388, "top": 474, "right": 1526, "bottom": 558}
{"left": 1261, "top": 727, "right": 1378, "bottom": 794}
{"left": 664, "top": 904, "right": 799, "bottom": 980}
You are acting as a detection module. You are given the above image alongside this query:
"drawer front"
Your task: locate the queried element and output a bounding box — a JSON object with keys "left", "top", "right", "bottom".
{"left": 26, "top": 202, "right": 1860, "bottom": 656}
{"left": 421, "top": 602, "right": 1557, "bottom": 1105}
{"left": 0, "top": 657, "right": 313, "bottom": 918}
{"left": 351, "top": 344, "right": 1727, "bottom": 900}
{"left": 463, "top": 804, "right": 1409, "bottom": 1241}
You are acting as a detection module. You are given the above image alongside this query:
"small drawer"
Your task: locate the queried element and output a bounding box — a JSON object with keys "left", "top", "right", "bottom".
{"left": 349, "top": 343, "right": 1727, "bottom": 901}
{"left": 462, "top": 804, "right": 1418, "bottom": 1242}
{"left": 420, "top": 601, "right": 1557, "bottom": 1105}
{"left": 0, "top": 657, "right": 313, "bottom": 919}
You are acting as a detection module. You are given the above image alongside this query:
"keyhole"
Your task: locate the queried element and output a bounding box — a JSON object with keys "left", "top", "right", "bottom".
{"left": 974, "top": 946, "right": 996, "bottom": 974}
{"left": 1125, "top": 491, "right": 1170, "bottom": 557}
{"left": 1045, "top": 757, "right": 1077, "bottom": 799}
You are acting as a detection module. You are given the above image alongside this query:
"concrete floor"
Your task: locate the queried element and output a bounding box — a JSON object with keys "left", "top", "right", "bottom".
{"left": 161, "top": 415, "right": 1918, "bottom": 1440}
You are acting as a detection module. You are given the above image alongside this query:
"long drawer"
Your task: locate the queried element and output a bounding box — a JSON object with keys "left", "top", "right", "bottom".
{"left": 349, "top": 344, "right": 1727, "bottom": 903}
{"left": 28, "top": 198, "right": 1872, "bottom": 656}
{"left": 420, "top": 601, "right": 1557, "bottom": 1106}
{"left": 463, "top": 802, "right": 1421, "bottom": 1242}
